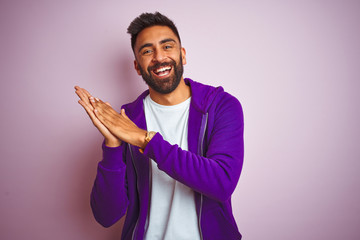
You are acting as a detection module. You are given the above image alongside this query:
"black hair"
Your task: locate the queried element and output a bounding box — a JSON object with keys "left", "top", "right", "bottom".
{"left": 127, "top": 12, "right": 181, "bottom": 52}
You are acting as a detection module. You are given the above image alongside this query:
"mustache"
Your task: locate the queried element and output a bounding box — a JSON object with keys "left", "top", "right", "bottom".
{"left": 148, "top": 60, "right": 176, "bottom": 72}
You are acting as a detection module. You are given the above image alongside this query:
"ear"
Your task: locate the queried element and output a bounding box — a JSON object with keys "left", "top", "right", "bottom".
{"left": 181, "top": 47, "right": 187, "bottom": 65}
{"left": 134, "top": 60, "right": 141, "bottom": 75}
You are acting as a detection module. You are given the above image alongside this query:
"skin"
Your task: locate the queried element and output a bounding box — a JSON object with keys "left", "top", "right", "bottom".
{"left": 134, "top": 25, "right": 190, "bottom": 105}
{"left": 75, "top": 25, "right": 190, "bottom": 148}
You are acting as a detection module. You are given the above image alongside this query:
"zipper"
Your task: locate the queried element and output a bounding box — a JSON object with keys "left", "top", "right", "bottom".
{"left": 198, "top": 194, "right": 204, "bottom": 240}
{"left": 130, "top": 112, "right": 208, "bottom": 240}
{"left": 200, "top": 113, "right": 208, "bottom": 157}
{"left": 144, "top": 158, "right": 152, "bottom": 235}
{"left": 129, "top": 144, "right": 139, "bottom": 240}
{"left": 198, "top": 112, "right": 208, "bottom": 240}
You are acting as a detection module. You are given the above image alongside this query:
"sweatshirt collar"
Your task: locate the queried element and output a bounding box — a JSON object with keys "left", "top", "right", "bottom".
{"left": 124, "top": 78, "right": 220, "bottom": 126}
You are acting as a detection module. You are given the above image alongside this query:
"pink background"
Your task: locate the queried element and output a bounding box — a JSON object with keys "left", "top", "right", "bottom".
{"left": 1, "top": 1, "right": 359, "bottom": 239}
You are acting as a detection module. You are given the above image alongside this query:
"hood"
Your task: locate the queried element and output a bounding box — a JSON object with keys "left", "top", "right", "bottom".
{"left": 184, "top": 78, "right": 224, "bottom": 114}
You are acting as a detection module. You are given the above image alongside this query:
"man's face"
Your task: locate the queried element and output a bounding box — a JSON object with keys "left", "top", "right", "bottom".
{"left": 133, "top": 26, "right": 186, "bottom": 94}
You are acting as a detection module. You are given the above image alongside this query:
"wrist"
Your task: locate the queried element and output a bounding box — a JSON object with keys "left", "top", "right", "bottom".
{"left": 132, "top": 129, "right": 147, "bottom": 148}
{"left": 105, "top": 138, "right": 121, "bottom": 148}
{"left": 139, "top": 131, "right": 156, "bottom": 153}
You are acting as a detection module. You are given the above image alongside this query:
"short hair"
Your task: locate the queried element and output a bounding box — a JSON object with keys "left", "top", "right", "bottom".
{"left": 127, "top": 12, "right": 181, "bottom": 52}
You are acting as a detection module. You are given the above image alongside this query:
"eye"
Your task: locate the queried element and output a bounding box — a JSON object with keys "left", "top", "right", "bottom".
{"left": 164, "top": 45, "right": 173, "bottom": 50}
{"left": 142, "top": 49, "right": 152, "bottom": 55}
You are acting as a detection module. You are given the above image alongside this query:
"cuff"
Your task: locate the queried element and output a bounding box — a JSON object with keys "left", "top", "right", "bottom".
{"left": 143, "top": 132, "right": 162, "bottom": 160}
{"left": 100, "top": 141, "right": 125, "bottom": 170}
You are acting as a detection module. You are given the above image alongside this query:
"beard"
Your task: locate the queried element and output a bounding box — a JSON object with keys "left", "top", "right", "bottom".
{"left": 137, "top": 54, "right": 184, "bottom": 94}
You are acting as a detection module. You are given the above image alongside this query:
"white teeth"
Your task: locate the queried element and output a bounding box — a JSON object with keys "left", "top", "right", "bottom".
{"left": 158, "top": 72, "right": 167, "bottom": 76}
{"left": 155, "top": 66, "right": 171, "bottom": 73}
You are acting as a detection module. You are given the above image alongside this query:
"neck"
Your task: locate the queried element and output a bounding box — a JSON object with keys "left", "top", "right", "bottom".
{"left": 149, "top": 78, "right": 191, "bottom": 106}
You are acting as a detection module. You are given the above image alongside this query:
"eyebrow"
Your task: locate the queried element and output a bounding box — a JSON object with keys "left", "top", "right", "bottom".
{"left": 138, "top": 38, "right": 177, "bottom": 53}
{"left": 160, "top": 38, "right": 176, "bottom": 45}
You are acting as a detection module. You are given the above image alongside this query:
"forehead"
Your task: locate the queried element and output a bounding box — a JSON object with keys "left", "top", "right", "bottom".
{"left": 135, "top": 25, "right": 179, "bottom": 50}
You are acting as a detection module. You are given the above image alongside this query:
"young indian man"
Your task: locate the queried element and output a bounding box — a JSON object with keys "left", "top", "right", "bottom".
{"left": 75, "top": 12, "right": 244, "bottom": 240}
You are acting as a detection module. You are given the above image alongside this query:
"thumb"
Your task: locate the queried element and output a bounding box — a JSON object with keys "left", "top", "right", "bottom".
{"left": 121, "top": 109, "right": 130, "bottom": 119}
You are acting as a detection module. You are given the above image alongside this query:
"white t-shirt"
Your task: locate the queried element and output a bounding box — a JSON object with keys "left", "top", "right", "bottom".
{"left": 143, "top": 95, "right": 200, "bottom": 240}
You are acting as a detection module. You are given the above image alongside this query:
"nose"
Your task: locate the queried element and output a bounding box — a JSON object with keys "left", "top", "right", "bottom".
{"left": 152, "top": 49, "right": 166, "bottom": 62}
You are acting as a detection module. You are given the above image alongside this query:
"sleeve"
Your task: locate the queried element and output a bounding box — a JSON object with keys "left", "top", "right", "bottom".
{"left": 90, "top": 142, "right": 129, "bottom": 227}
{"left": 143, "top": 94, "right": 244, "bottom": 202}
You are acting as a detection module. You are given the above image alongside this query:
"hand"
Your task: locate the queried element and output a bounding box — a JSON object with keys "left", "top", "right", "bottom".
{"left": 89, "top": 96, "right": 147, "bottom": 148}
{"left": 74, "top": 86, "right": 121, "bottom": 147}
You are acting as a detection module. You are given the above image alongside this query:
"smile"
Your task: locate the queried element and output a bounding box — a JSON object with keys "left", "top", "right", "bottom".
{"left": 152, "top": 66, "right": 172, "bottom": 77}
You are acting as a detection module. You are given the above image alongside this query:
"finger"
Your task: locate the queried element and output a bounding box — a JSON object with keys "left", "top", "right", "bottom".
{"left": 90, "top": 98, "right": 106, "bottom": 119}
{"left": 79, "top": 100, "right": 110, "bottom": 132}
{"left": 77, "top": 91, "right": 94, "bottom": 111}
{"left": 82, "top": 88, "right": 93, "bottom": 98}
{"left": 121, "top": 109, "right": 131, "bottom": 120}
{"left": 93, "top": 107, "right": 108, "bottom": 126}
{"left": 92, "top": 99, "right": 122, "bottom": 128}
{"left": 75, "top": 86, "right": 91, "bottom": 97}
{"left": 78, "top": 100, "right": 99, "bottom": 122}
{"left": 75, "top": 88, "right": 91, "bottom": 104}
{"left": 74, "top": 86, "right": 83, "bottom": 91}
{"left": 92, "top": 98, "right": 118, "bottom": 116}
{"left": 79, "top": 100, "right": 116, "bottom": 139}
{"left": 75, "top": 90, "right": 86, "bottom": 102}
{"left": 75, "top": 86, "right": 95, "bottom": 106}
{"left": 89, "top": 96, "right": 98, "bottom": 109}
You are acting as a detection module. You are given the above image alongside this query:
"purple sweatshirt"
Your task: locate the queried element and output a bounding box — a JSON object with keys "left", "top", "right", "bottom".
{"left": 91, "top": 78, "right": 244, "bottom": 240}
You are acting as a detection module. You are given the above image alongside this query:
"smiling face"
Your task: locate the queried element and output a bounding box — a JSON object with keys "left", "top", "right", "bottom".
{"left": 133, "top": 25, "right": 186, "bottom": 94}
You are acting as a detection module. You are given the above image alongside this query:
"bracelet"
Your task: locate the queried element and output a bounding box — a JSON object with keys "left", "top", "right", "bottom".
{"left": 139, "top": 131, "right": 156, "bottom": 153}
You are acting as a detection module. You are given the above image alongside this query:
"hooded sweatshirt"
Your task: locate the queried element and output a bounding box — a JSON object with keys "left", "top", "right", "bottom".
{"left": 90, "top": 78, "right": 244, "bottom": 240}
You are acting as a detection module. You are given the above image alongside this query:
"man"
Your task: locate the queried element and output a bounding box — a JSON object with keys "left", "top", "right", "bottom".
{"left": 75, "top": 12, "right": 244, "bottom": 240}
